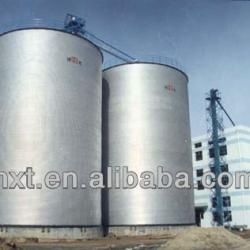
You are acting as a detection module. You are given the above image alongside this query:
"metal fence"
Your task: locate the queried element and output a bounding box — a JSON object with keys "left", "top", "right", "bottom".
{"left": 103, "top": 55, "right": 186, "bottom": 73}
{"left": 0, "top": 18, "right": 63, "bottom": 34}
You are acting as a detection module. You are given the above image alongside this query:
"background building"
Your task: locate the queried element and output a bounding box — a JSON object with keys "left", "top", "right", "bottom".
{"left": 193, "top": 125, "right": 250, "bottom": 228}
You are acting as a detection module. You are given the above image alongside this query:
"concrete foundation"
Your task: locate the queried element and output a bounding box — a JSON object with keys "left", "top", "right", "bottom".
{"left": 0, "top": 226, "right": 103, "bottom": 240}
{"left": 0, "top": 226, "right": 195, "bottom": 239}
{"left": 106, "top": 225, "right": 195, "bottom": 237}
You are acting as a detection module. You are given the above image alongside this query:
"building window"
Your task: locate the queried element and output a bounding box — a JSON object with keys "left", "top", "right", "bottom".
{"left": 208, "top": 137, "right": 226, "bottom": 145}
{"left": 210, "top": 166, "right": 215, "bottom": 174}
{"left": 197, "top": 180, "right": 204, "bottom": 190}
{"left": 224, "top": 211, "right": 232, "bottom": 222}
{"left": 220, "top": 145, "right": 227, "bottom": 156}
{"left": 212, "top": 197, "right": 217, "bottom": 208}
{"left": 209, "top": 148, "right": 214, "bottom": 158}
{"left": 222, "top": 176, "right": 229, "bottom": 186}
{"left": 221, "top": 164, "right": 229, "bottom": 173}
{"left": 213, "top": 211, "right": 232, "bottom": 223}
{"left": 223, "top": 196, "right": 231, "bottom": 207}
{"left": 209, "top": 145, "right": 228, "bottom": 158}
{"left": 212, "top": 197, "right": 231, "bottom": 208}
{"left": 195, "top": 142, "right": 202, "bottom": 148}
{"left": 212, "top": 212, "right": 218, "bottom": 222}
{"left": 210, "top": 164, "right": 229, "bottom": 174}
{"left": 196, "top": 169, "right": 203, "bottom": 177}
{"left": 201, "top": 211, "right": 204, "bottom": 219}
{"left": 195, "top": 151, "right": 203, "bottom": 161}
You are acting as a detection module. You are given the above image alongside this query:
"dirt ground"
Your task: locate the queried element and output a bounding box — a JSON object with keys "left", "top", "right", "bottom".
{"left": 1, "top": 227, "right": 250, "bottom": 250}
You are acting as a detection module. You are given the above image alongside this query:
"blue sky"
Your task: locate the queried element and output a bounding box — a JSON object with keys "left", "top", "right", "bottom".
{"left": 0, "top": 0, "right": 249, "bottom": 136}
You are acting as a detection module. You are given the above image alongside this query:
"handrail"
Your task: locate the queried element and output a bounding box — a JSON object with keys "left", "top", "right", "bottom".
{"left": 103, "top": 55, "right": 186, "bottom": 73}
{"left": 0, "top": 18, "right": 63, "bottom": 34}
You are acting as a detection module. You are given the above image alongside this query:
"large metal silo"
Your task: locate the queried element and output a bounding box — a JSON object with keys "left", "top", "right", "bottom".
{"left": 0, "top": 29, "right": 102, "bottom": 228}
{"left": 102, "top": 62, "right": 195, "bottom": 231}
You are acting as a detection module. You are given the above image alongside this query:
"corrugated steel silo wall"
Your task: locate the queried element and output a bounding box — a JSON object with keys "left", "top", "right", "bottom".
{"left": 0, "top": 29, "right": 102, "bottom": 226}
{"left": 102, "top": 63, "right": 195, "bottom": 225}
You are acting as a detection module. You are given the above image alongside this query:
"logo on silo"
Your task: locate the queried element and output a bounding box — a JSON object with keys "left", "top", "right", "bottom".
{"left": 165, "top": 84, "right": 176, "bottom": 92}
{"left": 67, "top": 56, "right": 82, "bottom": 65}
